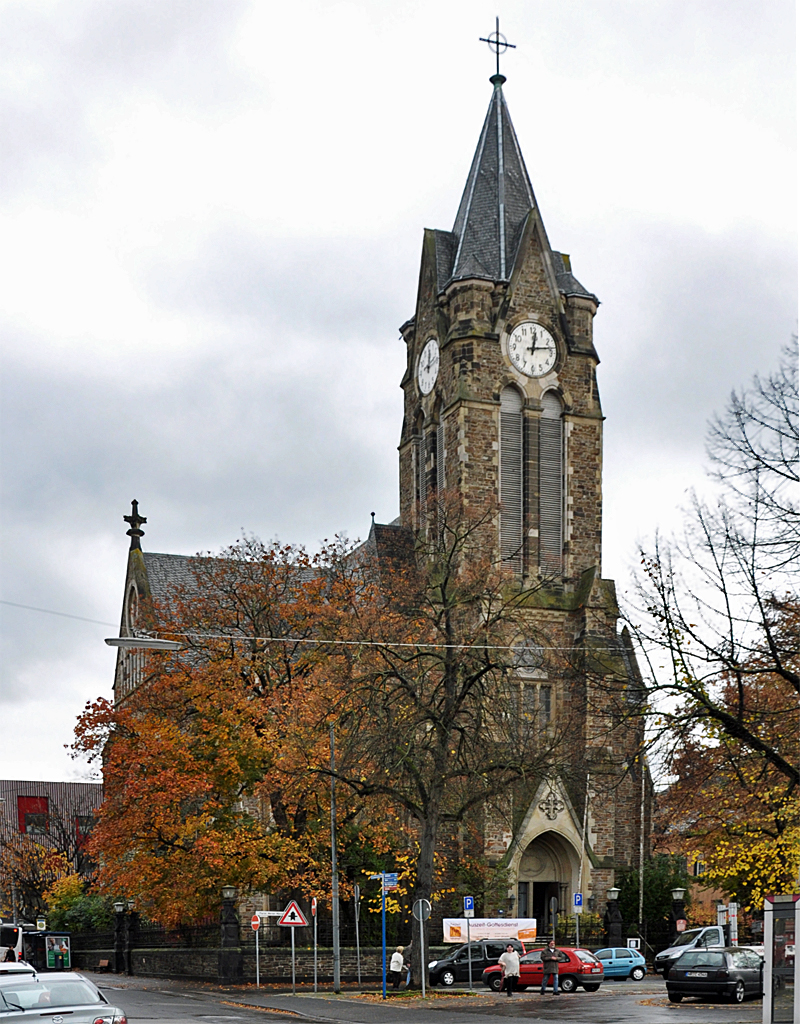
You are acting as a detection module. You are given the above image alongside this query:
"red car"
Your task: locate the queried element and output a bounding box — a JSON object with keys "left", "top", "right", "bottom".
{"left": 482, "top": 946, "right": 605, "bottom": 993}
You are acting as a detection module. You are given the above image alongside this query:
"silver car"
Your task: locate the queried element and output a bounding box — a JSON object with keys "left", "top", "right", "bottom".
{"left": 0, "top": 972, "right": 127, "bottom": 1024}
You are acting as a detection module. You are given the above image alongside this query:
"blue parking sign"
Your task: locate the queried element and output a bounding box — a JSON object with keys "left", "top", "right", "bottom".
{"left": 464, "top": 896, "right": 474, "bottom": 917}
{"left": 574, "top": 893, "right": 583, "bottom": 907}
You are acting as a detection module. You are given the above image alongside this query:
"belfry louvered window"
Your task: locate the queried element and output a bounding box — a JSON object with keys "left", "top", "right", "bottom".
{"left": 416, "top": 433, "right": 427, "bottom": 525}
{"left": 435, "top": 419, "right": 445, "bottom": 537}
{"left": 499, "top": 386, "right": 524, "bottom": 574}
{"left": 436, "top": 421, "right": 445, "bottom": 494}
{"left": 539, "top": 391, "right": 564, "bottom": 574}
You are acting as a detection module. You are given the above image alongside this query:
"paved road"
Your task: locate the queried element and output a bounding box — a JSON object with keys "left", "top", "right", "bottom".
{"left": 88, "top": 973, "right": 763, "bottom": 1024}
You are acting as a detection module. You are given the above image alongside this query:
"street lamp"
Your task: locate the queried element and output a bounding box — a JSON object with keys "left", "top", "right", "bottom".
{"left": 604, "top": 888, "right": 623, "bottom": 946}
{"left": 671, "top": 888, "right": 686, "bottom": 902}
{"left": 105, "top": 637, "right": 184, "bottom": 651}
{"left": 221, "top": 886, "right": 237, "bottom": 901}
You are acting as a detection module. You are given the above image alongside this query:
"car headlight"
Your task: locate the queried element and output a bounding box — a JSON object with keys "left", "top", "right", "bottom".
{"left": 428, "top": 961, "right": 438, "bottom": 969}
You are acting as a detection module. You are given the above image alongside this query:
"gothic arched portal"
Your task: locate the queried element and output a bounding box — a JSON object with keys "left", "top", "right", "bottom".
{"left": 515, "top": 830, "right": 580, "bottom": 931}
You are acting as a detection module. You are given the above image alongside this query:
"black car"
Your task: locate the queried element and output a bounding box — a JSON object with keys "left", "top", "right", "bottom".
{"left": 428, "top": 939, "right": 526, "bottom": 987}
{"left": 666, "top": 947, "right": 763, "bottom": 1003}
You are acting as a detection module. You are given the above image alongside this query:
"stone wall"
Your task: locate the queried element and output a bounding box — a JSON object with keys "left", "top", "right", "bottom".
{"left": 71, "top": 945, "right": 436, "bottom": 983}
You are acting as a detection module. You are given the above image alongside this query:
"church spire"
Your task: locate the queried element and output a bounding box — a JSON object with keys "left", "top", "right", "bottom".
{"left": 449, "top": 74, "right": 541, "bottom": 285}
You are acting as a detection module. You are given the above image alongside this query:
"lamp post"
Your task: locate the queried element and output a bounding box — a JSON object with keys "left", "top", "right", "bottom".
{"left": 604, "top": 887, "right": 624, "bottom": 946}
{"left": 113, "top": 902, "right": 126, "bottom": 974}
{"left": 123, "top": 899, "right": 138, "bottom": 975}
{"left": 329, "top": 725, "right": 341, "bottom": 993}
{"left": 219, "top": 885, "right": 242, "bottom": 984}
{"left": 669, "top": 887, "right": 687, "bottom": 945}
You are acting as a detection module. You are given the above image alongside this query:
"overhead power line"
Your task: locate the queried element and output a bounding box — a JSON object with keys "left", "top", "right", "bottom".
{"left": 0, "top": 600, "right": 117, "bottom": 628}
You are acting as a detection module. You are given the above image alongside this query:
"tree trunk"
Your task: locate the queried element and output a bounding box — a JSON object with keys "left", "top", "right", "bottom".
{"left": 408, "top": 795, "right": 440, "bottom": 989}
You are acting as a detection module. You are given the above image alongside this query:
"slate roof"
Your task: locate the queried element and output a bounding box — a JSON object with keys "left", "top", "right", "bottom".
{"left": 432, "top": 77, "right": 596, "bottom": 303}
{"left": 551, "top": 251, "right": 598, "bottom": 303}
{"left": 143, "top": 552, "right": 199, "bottom": 603}
{"left": 449, "top": 77, "right": 535, "bottom": 284}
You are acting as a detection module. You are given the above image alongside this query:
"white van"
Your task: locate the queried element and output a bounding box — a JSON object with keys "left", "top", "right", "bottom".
{"left": 654, "top": 926, "right": 726, "bottom": 976}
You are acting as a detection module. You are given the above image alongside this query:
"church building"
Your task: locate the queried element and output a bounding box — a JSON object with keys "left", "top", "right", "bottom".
{"left": 113, "top": 64, "right": 650, "bottom": 931}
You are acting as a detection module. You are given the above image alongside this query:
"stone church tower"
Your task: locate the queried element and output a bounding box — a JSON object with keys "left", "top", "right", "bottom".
{"left": 397, "top": 72, "right": 650, "bottom": 927}
{"left": 109, "top": 69, "right": 650, "bottom": 937}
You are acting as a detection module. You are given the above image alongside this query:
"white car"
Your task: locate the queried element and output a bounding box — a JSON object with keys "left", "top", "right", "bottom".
{"left": 0, "top": 971, "right": 127, "bottom": 1024}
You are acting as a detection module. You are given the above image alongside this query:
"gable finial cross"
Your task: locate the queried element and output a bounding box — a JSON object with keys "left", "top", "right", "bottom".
{"left": 124, "top": 499, "right": 147, "bottom": 550}
{"left": 480, "top": 17, "right": 516, "bottom": 79}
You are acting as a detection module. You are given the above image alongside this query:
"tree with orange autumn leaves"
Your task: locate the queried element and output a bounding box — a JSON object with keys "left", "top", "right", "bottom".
{"left": 74, "top": 538, "right": 401, "bottom": 925}
{"left": 75, "top": 503, "right": 585, "bottom": 938}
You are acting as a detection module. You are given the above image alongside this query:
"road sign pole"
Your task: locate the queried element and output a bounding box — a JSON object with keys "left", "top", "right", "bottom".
{"left": 463, "top": 896, "right": 475, "bottom": 992}
{"left": 255, "top": 925, "right": 260, "bottom": 988}
{"left": 467, "top": 917, "right": 472, "bottom": 992}
{"left": 354, "top": 885, "right": 361, "bottom": 988}
{"left": 291, "top": 924, "right": 296, "bottom": 996}
{"left": 381, "top": 879, "right": 387, "bottom": 1000}
{"left": 419, "top": 909, "right": 426, "bottom": 998}
{"left": 412, "top": 899, "right": 431, "bottom": 998}
{"left": 313, "top": 901, "right": 318, "bottom": 993}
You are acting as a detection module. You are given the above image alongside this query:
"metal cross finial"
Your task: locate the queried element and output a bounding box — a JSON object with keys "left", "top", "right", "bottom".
{"left": 480, "top": 17, "right": 516, "bottom": 79}
{"left": 124, "top": 499, "right": 147, "bottom": 550}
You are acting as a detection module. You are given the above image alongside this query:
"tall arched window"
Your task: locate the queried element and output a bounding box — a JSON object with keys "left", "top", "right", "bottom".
{"left": 539, "top": 391, "right": 564, "bottom": 574}
{"left": 500, "top": 386, "right": 524, "bottom": 573}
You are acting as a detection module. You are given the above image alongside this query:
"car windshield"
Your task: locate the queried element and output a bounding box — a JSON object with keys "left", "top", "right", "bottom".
{"left": 521, "top": 951, "right": 542, "bottom": 963}
{"left": 673, "top": 929, "right": 704, "bottom": 948}
{"left": 0, "top": 980, "right": 103, "bottom": 1010}
{"left": 677, "top": 951, "right": 725, "bottom": 969}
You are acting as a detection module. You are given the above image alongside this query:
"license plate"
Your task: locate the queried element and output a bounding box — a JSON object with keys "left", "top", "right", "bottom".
{"left": 686, "top": 971, "right": 707, "bottom": 978}
{"left": 591, "top": 968, "right": 602, "bottom": 973}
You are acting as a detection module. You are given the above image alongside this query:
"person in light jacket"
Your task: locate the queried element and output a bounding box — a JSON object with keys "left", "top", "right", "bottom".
{"left": 498, "top": 944, "right": 520, "bottom": 996}
{"left": 389, "top": 946, "right": 406, "bottom": 989}
{"left": 540, "top": 939, "right": 560, "bottom": 995}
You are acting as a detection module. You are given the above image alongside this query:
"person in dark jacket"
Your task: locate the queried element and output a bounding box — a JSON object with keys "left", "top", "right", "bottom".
{"left": 540, "top": 940, "right": 560, "bottom": 995}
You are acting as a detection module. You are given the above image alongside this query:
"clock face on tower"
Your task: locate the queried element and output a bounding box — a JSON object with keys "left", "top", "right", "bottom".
{"left": 417, "top": 337, "right": 440, "bottom": 395}
{"left": 507, "top": 321, "right": 558, "bottom": 377}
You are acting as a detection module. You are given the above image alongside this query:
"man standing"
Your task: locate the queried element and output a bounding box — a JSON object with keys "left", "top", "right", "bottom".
{"left": 498, "top": 944, "right": 520, "bottom": 997}
{"left": 540, "top": 939, "right": 560, "bottom": 995}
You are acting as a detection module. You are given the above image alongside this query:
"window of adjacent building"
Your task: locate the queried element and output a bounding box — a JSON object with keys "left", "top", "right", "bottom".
{"left": 75, "top": 815, "right": 95, "bottom": 847}
{"left": 17, "top": 796, "right": 49, "bottom": 834}
{"left": 539, "top": 391, "right": 564, "bottom": 574}
{"left": 499, "top": 386, "right": 524, "bottom": 573}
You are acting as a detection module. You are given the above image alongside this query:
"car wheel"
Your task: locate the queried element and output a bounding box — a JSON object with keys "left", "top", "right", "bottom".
{"left": 440, "top": 970, "right": 455, "bottom": 987}
{"left": 631, "top": 966, "right": 646, "bottom": 981}
{"left": 559, "top": 976, "right": 577, "bottom": 993}
{"left": 668, "top": 992, "right": 683, "bottom": 1003}
{"left": 488, "top": 974, "right": 502, "bottom": 992}
{"left": 583, "top": 983, "right": 600, "bottom": 992}
{"left": 731, "top": 981, "right": 745, "bottom": 1003}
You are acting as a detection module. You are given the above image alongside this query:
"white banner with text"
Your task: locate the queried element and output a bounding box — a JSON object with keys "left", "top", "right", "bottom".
{"left": 442, "top": 918, "right": 538, "bottom": 943}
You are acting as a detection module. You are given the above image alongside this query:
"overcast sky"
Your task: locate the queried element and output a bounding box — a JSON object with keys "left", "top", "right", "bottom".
{"left": 0, "top": 0, "right": 795, "bottom": 781}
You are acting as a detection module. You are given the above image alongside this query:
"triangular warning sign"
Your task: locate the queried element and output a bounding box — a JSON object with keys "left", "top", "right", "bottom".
{"left": 277, "top": 899, "right": 309, "bottom": 926}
